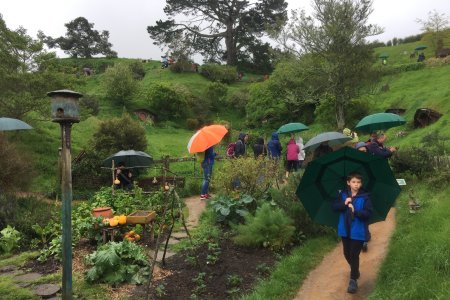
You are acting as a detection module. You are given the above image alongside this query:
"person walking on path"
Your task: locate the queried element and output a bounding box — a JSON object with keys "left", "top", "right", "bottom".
{"left": 115, "top": 162, "right": 133, "bottom": 190}
{"left": 332, "top": 173, "right": 373, "bottom": 294}
{"left": 286, "top": 137, "right": 300, "bottom": 178}
{"left": 313, "top": 141, "right": 333, "bottom": 159}
{"left": 267, "top": 132, "right": 282, "bottom": 159}
{"left": 296, "top": 137, "right": 306, "bottom": 169}
{"left": 234, "top": 132, "right": 248, "bottom": 158}
{"left": 200, "top": 146, "right": 217, "bottom": 200}
{"left": 355, "top": 141, "right": 371, "bottom": 251}
{"left": 253, "top": 137, "right": 267, "bottom": 158}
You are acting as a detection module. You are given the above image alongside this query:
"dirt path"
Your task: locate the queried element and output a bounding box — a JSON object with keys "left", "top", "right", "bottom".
{"left": 183, "top": 195, "right": 207, "bottom": 228}
{"left": 294, "top": 209, "right": 396, "bottom": 300}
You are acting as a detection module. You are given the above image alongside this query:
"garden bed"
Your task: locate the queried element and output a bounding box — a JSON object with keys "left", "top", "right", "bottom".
{"left": 130, "top": 238, "right": 276, "bottom": 299}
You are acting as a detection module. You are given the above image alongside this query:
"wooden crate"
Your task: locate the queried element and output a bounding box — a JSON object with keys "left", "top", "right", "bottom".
{"left": 126, "top": 210, "right": 156, "bottom": 224}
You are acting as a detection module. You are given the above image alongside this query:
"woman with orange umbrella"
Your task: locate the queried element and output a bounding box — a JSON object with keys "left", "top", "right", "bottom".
{"left": 187, "top": 125, "right": 228, "bottom": 199}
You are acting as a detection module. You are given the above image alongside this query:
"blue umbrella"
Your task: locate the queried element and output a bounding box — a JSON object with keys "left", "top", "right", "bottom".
{"left": 0, "top": 117, "right": 33, "bottom": 131}
{"left": 304, "top": 132, "right": 352, "bottom": 151}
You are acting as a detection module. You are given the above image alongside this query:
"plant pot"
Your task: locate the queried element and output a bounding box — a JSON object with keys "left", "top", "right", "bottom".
{"left": 92, "top": 207, "right": 113, "bottom": 218}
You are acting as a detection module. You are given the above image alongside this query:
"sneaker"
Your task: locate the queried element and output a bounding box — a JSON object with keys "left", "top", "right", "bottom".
{"left": 200, "top": 194, "right": 207, "bottom": 200}
{"left": 347, "top": 279, "right": 358, "bottom": 294}
{"left": 362, "top": 242, "right": 368, "bottom": 252}
{"left": 205, "top": 194, "right": 211, "bottom": 199}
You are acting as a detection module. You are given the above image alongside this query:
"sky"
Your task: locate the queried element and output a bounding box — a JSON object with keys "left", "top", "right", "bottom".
{"left": 1, "top": 0, "right": 449, "bottom": 60}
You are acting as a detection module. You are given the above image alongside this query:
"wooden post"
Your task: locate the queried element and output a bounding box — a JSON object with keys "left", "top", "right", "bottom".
{"left": 60, "top": 122, "right": 73, "bottom": 300}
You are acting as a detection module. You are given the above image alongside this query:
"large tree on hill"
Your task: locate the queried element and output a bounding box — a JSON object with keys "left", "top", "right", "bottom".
{"left": 416, "top": 10, "right": 449, "bottom": 56}
{"left": 147, "top": 0, "right": 288, "bottom": 66}
{"left": 43, "top": 17, "right": 117, "bottom": 58}
{"left": 278, "top": 0, "right": 382, "bottom": 129}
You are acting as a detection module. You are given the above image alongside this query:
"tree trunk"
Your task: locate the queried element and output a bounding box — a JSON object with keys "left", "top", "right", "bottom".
{"left": 335, "top": 96, "right": 346, "bottom": 130}
{"left": 225, "top": 25, "right": 237, "bottom": 65}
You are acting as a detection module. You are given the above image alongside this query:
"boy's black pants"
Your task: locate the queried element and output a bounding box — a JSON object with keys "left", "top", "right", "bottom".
{"left": 342, "top": 237, "right": 364, "bottom": 280}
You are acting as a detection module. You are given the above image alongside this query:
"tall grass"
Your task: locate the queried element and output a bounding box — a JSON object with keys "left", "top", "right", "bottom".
{"left": 369, "top": 183, "right": 450, "bottom": 299}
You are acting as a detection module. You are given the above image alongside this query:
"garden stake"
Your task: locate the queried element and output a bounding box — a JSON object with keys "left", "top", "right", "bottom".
{"left": 144, "top": 170, "right": 174, "bottom": 300}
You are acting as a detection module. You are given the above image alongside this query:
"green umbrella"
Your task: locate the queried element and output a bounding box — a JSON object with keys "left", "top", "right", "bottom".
{"left": 378, "top": 53, "right": 389, "bottom": 59}
{"left": 414, "top": 45, "right": 427, "bottom": 51}
{"left": 355, "top": 113, "right": 406, "bottom": 133}
{"left": 0, "top": 117, "right": 33, "bottom": 131}
{"left": 296, "top": 147, "right": 400, "bottom": 227}
{"left": 277, "top": 122, "right": 309, "bottom": 134}
{"left": 304, "top": 132, "right": 351, "bottom": 151}
{"left": 103, "top": 150, "right": 153, "bottom": 169}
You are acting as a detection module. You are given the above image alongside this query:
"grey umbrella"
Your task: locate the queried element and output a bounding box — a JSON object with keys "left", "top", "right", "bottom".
{"left": 304, "top": 132, "right": 352, "bottom": 151}
{"left": 0, "top": 117, "right": 33, "bottom": 131}
{"left": 103, "top": 150, "right": 153, "bottom": 168}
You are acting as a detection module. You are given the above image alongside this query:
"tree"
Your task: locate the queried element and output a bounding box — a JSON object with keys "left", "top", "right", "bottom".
{"left": 417, "top": 10, "right": 449, "bottom": 55}
{"left": 103, "top": 63, "right": 137, "bottom": 106}
{"left": 44, "top": 17, "right": 117, "bottom": 58}
{"left": 0, "top": 15, "right": 76, "bottom": 119}
{"left": 147, "top": 0, "right": 288, "bottom": 66}
{"left": 278, "top": 0, "right": 382, "bottom": 129}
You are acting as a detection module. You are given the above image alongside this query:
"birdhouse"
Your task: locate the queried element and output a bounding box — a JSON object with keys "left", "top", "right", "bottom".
{"left": 47, "top": 89, "right": 83, "bottom": 123}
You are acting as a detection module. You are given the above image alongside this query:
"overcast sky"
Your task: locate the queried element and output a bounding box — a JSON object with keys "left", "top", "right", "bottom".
{"left": 1, "top": 0, "right": 449, "bottom": 61}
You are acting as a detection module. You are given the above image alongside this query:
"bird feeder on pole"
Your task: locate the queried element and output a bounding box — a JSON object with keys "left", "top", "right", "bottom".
{"left": 47, "top": 89, "right": 82, "bottom": 300}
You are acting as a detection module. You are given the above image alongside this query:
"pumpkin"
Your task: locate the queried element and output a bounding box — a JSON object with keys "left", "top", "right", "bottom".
{"left": 118, "top": 215, "right": 127, "bottom": 225}
{"left": 102, "top": 218, "right": 110, "bottom": 225}
{"left": 114, "top": 178, "right": 120, "bottom": 185}
{"left": 109, "top": 218, "right": 119, "bottom": 227}
{"left": 134, "top": 234, "right": 141, "bottom": 241}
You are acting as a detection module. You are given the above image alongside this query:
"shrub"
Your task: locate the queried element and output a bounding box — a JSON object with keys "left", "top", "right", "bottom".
{"left": 0, "top": 194, "right": 58, "bottom": 247}
{"left": 169, "top": 58, "right": 195, "bottom": 73}
{"left": 79, "top": 95, "right": 100, "bottom": 116}
{"left": 233, "top": 203, "right": 295, "bottom": 251}
{"left": 213, "top": 157, "right": 278, "bottom": 199}
{"left": 85, "top": 240, "right": 150, "bottom": 284}
{"left": 200, "top": 64, "right": 237, "bottom": 84}
{"left": 137, "top": 83, "right": 189, "bottom": 122}
{"left": 425, "top": 56, "right": 450, "bottom": 67}
{"left": 0, "top": 137, "right": 34, "bottom": 193}
{"left": 103, "top": 63, "right": 137, "bottom": 106}
{"left": 205, "top": 82, "right": 228, "bottom": 110}
{"left": 186, "top": 118, "right": 200, "bottom": 130}
{"left": 209, "top": 193, "right": 255, "bottom": 225}
{"left": 92, "top": 113, "right": 147, "bottom": 157}
{"left": 129, "top": 60, "right": 146, "bottom": 80}
{"left": 228, "top": 88, "right": 250, "bottom": 110}
{"left": 0, "top": 225, "right": 21, "bottom": 254}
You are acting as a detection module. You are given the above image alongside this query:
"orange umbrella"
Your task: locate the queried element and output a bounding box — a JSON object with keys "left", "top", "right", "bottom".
{"left": 187, "top": 125, "right": 228, "bottom": 153}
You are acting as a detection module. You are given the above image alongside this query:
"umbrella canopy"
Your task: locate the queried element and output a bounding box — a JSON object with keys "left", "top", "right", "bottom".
{"left": 277, "top": 122, "right": 309, "bottom": 134}
{"left": 296, "top": 147, "right": 401, "bottom": 227}
{"left": 187, "top": 124, "right": 228, "bottom": 153}
{"left": 414, "top": 45, "right": 427, "bottom": 51}
{"left": 103, "top": 150, "right": 153, "bottom": 168}
{"left": 304, "top": 132, "right": 352, "bottom": 151}
{"left": 0, "top": 117, "right": 33, "bottom": 131}
{"left": 354, "top": 113, "right": 406, "bottom": 133}
{"left": 378, "top": 53, "right": 389, "bottom": 59}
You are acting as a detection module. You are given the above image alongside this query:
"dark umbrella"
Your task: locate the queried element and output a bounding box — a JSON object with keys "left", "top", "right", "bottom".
{"left": 103, "top": 150, "right": 153, "bottom": 168}
{"left": 378, "top": 53, "right": 389, "bottom": 59}
{"left": 355, "top": 112, "right": 406, "bottom": 133}
{"left": 277, "top": 122, "right": 309, "bottom": 134}
{"left": 296, "top": 147, "right": 401, "bottom": 227}
{"left": 304, "top": 132, "right": 351, "bottom": 151}
{"left": 414, "top": 45, "right": 427, "bottom": 51}
{"left": 0, "top": 117, "right": 33, "bottom": 131}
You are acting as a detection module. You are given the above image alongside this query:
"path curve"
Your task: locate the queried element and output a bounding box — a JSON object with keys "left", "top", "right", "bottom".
{"left": 184, "top": 195, "right": 207, "bottom": 228}
{"left": 294, "top": 209, "right": 396, "bottom": 300}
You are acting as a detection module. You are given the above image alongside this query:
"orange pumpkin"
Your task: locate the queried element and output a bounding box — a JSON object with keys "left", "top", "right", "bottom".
{"left": 118, "top": 215, "right": 127, "bottom": 225}
{"left": 109, "top": 218, "right": 119, "bottom": 227}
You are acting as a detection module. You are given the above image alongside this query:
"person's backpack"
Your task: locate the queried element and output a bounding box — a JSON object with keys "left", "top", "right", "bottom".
{"left": 226, "top": 143, "right": 236, "bottom": 157}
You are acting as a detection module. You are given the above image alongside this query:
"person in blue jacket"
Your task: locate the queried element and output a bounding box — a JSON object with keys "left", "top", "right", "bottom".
{"left": 332, "top": 172, "right": 373, "bottom": 294}
{"left": 200, "top": 146, "right": 217, "bottom": 200}
{"left": 267, "top": 132, "right": 282, "bottom": 159}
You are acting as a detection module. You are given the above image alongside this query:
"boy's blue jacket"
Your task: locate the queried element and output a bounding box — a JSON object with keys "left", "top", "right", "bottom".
{"left": 332, "top": 190, "right": 373, "bottom": 241}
